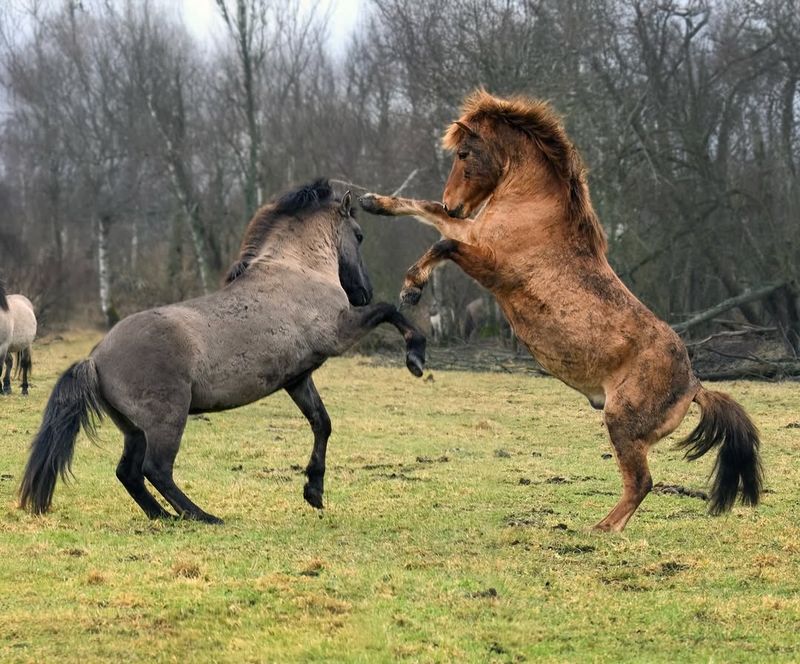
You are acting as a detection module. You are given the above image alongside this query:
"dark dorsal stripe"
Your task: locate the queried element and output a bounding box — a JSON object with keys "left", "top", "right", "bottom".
{"left": 225, "top": 179, "right": 335, "bottom": 284}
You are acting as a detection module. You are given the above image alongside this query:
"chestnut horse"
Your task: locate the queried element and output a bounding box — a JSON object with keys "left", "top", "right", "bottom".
{"left": 360, "top": 90, "right": 762, "bottom": 532}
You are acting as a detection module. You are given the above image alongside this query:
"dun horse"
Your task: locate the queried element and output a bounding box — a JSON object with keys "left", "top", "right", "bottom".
{"left": 19, "top": 180, "right": 426, "bottom": 523}
{"left": 360, "top": 90, "right": 762, "bottom": 531}
{"left": 0, "top": 280, "right": 36, "bottom": 396}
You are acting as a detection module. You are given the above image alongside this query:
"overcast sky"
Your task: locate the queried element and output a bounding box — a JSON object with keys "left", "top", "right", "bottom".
{"left": 178, "top": 0, "right": 365, "bottom": 55}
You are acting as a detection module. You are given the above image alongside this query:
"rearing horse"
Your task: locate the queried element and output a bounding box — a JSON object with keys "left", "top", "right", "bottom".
{"left": 360, "top": 90, "right": 762, "bottom": 532}
{"left": 20, "top": 180, "right": 426, "bottom": 523}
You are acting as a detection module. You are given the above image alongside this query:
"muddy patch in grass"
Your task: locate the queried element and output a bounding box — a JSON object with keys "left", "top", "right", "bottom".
{"left": 548, "top": 543, "right": 596, "bottom": 555}
{"left": 415, "top": 455, "right": 449, "bottom": 464}
{"left": 652, "top": 483, "right": 708, "bottom": 501}
{"left": 376, "top": 472, "right": 426, "bottom": 482}
{"left": 468, "top": 587, "right": 499, "bottom": 599}
{"left": 506, "top": 508, "right": 557, "bottom": 527}
{"left": 646, "top": 561, "right": 691, "bottom": 577}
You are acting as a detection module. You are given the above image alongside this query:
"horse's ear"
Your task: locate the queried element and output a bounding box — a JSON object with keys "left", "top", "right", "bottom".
{"left": 455, "top": 121, "right": 479, "bottom": 139}
{"left": 339, "top": 191, "right": 352, "bottom": 216}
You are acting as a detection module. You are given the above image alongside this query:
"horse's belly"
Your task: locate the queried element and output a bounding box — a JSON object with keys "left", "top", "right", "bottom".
{"left": 189, "top": 350, "right": 326, "bottom": 413}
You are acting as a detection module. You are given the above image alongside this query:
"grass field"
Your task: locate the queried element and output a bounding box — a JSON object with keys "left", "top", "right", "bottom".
{"left": 1, "top": 331, "right": 799, "bottom": 663}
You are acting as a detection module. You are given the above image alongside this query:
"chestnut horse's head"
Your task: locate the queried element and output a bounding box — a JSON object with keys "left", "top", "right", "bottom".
{"left": 441, "top": 120, "right": 503, "bottom": 219}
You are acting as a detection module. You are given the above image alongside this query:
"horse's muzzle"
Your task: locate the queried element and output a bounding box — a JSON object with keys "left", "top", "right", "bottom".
{"left": 446, "top": 203, "right": 465, "bottom": 219}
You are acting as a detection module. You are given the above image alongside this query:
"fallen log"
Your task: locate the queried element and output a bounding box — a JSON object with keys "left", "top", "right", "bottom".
{"left": 672, "top": 282, "right": 787, "bottom": 334}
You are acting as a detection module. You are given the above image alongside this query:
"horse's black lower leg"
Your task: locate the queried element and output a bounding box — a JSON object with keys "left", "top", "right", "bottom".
{"left": 286, "top": 373, "right": 331, "bottom": 509}
{"left": 2, "top": 353, "right": 12, "bottom": 394}
{"left": 142, "top": 422, "right": 223, "bottom": 524}
{"left": 20, "top": 348, "right": 31, "bottom": 396}
{"left": 337, "top": 303, "right": 426, "bottom": 377}
{"left": 385, "top": 308, "right": 426, "bottom": 376}
{"left": 116, "top": 430, "right": 173, "bottom": 519}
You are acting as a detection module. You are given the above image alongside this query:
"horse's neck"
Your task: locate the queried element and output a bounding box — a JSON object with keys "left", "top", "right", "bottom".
{"left": 481, "top": 187, "right": 568, "bottom": 246}
{"left": 252, "top": 233, "right": 339, "bottom": 279}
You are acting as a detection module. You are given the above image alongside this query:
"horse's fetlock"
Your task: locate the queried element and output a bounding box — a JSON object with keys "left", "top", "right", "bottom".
{"left": 400, "top": 285, "right": 423, "bottom": 307}
{"left": 305, "top": 462, "right": 325, "bottom": 480}
{"left": 303, "top": 482, "right": 324, "bottom": 509}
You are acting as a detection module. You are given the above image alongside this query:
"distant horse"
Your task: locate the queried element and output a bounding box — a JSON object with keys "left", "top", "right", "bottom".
{"left": 462, "top": 296, "right": 515, "bottom": 347}
{"left": 20, "top": 180, "right": 426, "bottom": 523}
{"left": 0, "top": 281, "right": 36, "bottom": 396}
{"left": 360, "top": 90, "right": 762, "bottom": 531}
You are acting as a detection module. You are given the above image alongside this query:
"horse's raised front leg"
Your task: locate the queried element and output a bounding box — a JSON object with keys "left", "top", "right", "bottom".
{"left": 285, "top": 373, "right": 331, "bottom": 509}
{"left": 401, "top": 239, "right": 497, "bottom": 306}
{"left": 335, "top": 303, "right": 426, "bottom": 377}
{"left": 359, "top": 194, "right": 473, "bottom": 242}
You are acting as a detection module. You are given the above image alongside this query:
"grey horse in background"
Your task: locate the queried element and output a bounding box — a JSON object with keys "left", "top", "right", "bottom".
{"left": 19, "top": 179, "right": 426, "bottom": 523}
{"left": 0, "top": 281, "right": 37, "bottom": 395}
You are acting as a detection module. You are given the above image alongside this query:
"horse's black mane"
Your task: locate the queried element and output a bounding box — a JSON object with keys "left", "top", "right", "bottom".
{"left": 225, "top": 178, "right": 351, "bottom": 285}
{"left": 274, "top": 178, "right": 333, "bottom": 216}
{"left": 0, "top": 278, "right": 8, "bottom": 312}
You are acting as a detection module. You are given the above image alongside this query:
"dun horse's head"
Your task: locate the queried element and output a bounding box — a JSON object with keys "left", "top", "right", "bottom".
{"left": 335, "top": 191, "right": 373, "bottom": 306}
{"left": 442, "top": 120, "right": 504, "bottom": 219}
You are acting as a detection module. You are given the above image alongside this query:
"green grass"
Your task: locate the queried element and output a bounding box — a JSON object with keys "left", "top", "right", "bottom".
{"left": 1, "top": 332, "right": 799, "bottom": 663}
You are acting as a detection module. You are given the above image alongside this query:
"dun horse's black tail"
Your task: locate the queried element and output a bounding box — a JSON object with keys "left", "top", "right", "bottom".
{"left": 18, "top": 359, "right": 103, "bottom": 514}
{"left": 677, "top": 387, "right": 763, "bottom": 515}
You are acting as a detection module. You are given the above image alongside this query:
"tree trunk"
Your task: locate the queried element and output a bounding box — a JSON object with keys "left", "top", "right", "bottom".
{"left": 96, "top": 214, "right": 115, "bottom": 328}
{"left": 185, "top": 203, "right": 210, "bottom": 293}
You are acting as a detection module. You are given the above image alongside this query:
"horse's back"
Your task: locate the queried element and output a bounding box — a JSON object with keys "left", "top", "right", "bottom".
{"left": 7, "top": 294, "right": 36, "bottom": 349}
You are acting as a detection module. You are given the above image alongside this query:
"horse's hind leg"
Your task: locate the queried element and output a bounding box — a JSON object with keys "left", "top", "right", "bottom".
{"left": 19, "top": 348, "right": 32, "bottom": 395}
{"left": 285, "top": 373, "right": 331, "bottom": 509}
{"left": 593, "top": 434, "right": 652, "bottom": 533}
{"left": 141, "top": 417, "right": 223, "bottom": 524}
{"left": 2, "top": 352, "right": 11, "bottom": 394}
{"left": 595, "top": 389, "right": 696, "bottom": 532}
{"left": 105, "top": 406, "right": 173, "bottom": 519}
{"left": 118, "top": 430, "right": 173, "bottom": 519}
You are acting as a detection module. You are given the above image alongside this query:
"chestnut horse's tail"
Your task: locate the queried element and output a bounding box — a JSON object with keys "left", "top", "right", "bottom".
{"left": 18, "top": 359, "right": 103, "bottom": 514}
{"left": 677, "top": 386, "right": 763, "bottom": 515}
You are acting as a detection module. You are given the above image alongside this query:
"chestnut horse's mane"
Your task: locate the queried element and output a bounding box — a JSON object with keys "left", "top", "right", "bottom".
{"left": 443, "top": 89, "right": 607, "bottom": 257}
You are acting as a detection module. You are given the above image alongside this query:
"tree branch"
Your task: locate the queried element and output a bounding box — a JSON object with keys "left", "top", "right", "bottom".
{"left": 672, "top": 282, "right": 787, "bottom": 334}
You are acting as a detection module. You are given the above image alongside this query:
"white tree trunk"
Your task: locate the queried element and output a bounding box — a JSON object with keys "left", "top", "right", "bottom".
{"left": 185, "top": 204, "right": 209, "bottom": 293}
{"left": 96, "top": 214, "right": 113, "bottom": 327}
{"left": 131, "top": 221, "right": 138, "bottom": 273}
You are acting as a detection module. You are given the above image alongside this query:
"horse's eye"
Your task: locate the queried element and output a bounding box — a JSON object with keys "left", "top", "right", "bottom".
{"left": 457, "top": 150, "right": 469, "bottom": 160}
{"left": 355, "top": 231, "right": 364, "bottom": 244}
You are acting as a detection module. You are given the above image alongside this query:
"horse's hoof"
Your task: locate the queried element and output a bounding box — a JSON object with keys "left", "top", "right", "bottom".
{"left": 400, "top": 286, "right": 422, "bottom": 306}
{"left": 303, "top": 483, "right": 324, "bottom": 509}
{"left": 406, "top": 352, "right": 424, "bottom": 377}
{"left": 358, "top": 194, "right": 391, "bottom": 216}
{"left": 179, "top": 510, "right": 223, "bottom": 525}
